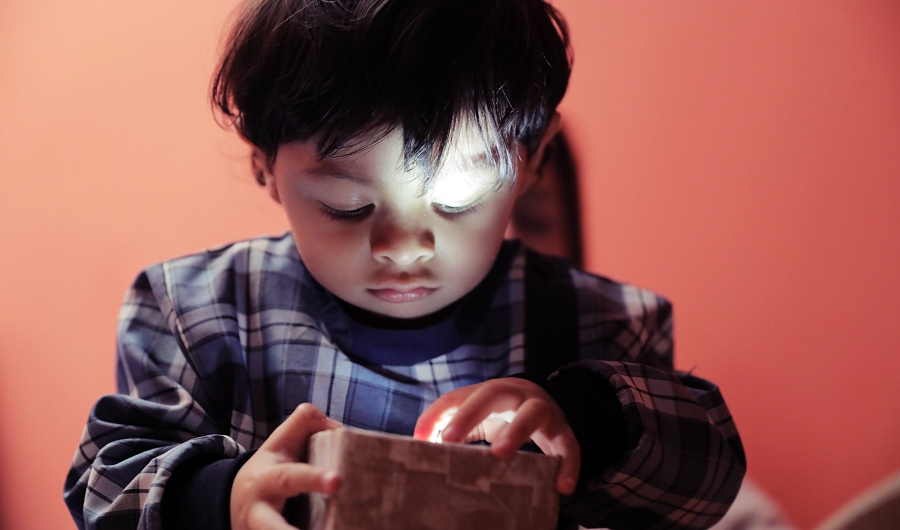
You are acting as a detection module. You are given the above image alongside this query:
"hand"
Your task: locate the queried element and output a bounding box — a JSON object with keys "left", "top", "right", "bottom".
{"left": 413, "top": 378, "right": 580, "bottom": 495}
{"left": 231, "top": 403, "right": 342, "bottom": 530}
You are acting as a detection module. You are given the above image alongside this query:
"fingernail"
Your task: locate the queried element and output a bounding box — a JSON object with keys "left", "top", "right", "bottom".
{"left": 298, "top": 403, "right": 324, "bottom": 418}
{"left": 323, "top": 471, "right": 339, "bottom": 490}
{"left": 439, "top": 426, "right": 456, "bottom": 441}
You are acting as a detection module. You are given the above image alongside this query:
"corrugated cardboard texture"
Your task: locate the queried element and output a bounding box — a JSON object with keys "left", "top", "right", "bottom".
{"left": 307, "top": 428, "right": 560, "bottom": 530}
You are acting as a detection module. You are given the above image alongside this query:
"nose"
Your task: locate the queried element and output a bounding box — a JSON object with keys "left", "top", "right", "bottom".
{"left": 370, "top": 214, "right": 435, "bottom": 266}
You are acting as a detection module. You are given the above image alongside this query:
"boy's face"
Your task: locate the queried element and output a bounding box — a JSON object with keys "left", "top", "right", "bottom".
{"left": 261, "top": 127, "right": 549, "bottom": 319}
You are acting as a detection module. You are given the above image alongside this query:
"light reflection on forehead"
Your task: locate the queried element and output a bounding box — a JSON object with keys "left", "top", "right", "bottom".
{"left": 442, "top": 119, "right": 517, "bottom": 172}
{"left": 430, "top": 164, "right": 501, "bottom": 206}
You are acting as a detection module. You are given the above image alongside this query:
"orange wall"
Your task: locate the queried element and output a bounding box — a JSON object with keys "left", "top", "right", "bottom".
{"left": 0, "top": 1, "right": 898, "bottom": 528}
{"left": 552, "top": 1, "right": 900, "bottom": 527}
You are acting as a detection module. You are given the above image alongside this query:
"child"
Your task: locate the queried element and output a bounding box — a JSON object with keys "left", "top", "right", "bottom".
{"left": 64, "top": 1, "right": 745, "bottom": 529}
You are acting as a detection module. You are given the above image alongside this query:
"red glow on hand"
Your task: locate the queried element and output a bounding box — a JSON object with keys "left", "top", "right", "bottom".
{"left": 413, "top": 407, "right": 458, "bottom": 442}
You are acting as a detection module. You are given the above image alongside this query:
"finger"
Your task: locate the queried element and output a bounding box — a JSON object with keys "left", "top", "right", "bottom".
{"left": 441, "top": 386, "right": 522, "bottom": 443}
{"left": 245, "top": 501, "right": 299, "bottom": 530}
{"left": 414, "top": 386, "right": 475, "bottom": 440}
{"left": 258, "top": 462, "right": 340, "bottom": 499}
{"left": 551, "top": 433, "right": 581, "bottom": 494}
{"left": 531, "top": 428, "right": 581, "bottom": 495}
{"left": 263, "top": 403, "right": 331, "bottom": 459}
{"left": 462, "top": 416, "right": 508, "bottom": 443}
{"left": 489, "top": 398, "right": 553, "bottom": 457}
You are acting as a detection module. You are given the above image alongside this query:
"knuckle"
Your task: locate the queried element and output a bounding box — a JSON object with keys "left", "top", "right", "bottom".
{"left": 247, "top": 465, "right": 278, "bottom": 492}
{"left": 293, "top": 402, "right": 320, "bottom": 418}
{"left": 510, "top": 376, "right": 538, "bottom": 391}
{"left": 468, "top": 383, "right": 494, "bottom": 402}
{"left": 525, "top": 397, "right": 554, "bottom": 418}
{"left": 274, "top": 466, "right": 294, "bottom": 491}
{"left": 236, "top": 465, "right": 264, "bottom": 493}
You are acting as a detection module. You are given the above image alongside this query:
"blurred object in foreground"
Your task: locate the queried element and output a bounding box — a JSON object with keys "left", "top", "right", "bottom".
{"left": 711, "top": 479, "right": 797, "bottom": 530}
{"left": 814, "top": 469, "right": 900, "bottom": 530}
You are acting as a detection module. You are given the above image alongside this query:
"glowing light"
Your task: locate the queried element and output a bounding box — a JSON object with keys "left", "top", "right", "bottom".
{"left": 430, "top": 170, "right": 494, "bottom": 208}
{"left": 487, "top": 410, "right": 517, "bottom": 424}
{"left": 428, "top": 407, "right": 459, "bottom": 443}
{"left": 427, "top": 408, "right": 518, "bottom": 444}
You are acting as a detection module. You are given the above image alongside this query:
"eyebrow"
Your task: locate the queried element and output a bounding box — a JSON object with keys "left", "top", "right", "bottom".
{"left": 458, "top": 147, "right": 502, "bottom": 168}
{"left": 306, "top": 167, "right": 372, "bottom": 185}
{"left": 464, "top": 152, "right": 490, "bottom": 167}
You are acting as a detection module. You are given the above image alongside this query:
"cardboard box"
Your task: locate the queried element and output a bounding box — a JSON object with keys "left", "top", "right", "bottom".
{"left": 306, "top": 428, "right": 560, "bottom": 530}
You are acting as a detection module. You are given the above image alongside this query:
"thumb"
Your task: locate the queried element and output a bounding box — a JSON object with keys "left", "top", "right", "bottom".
{"left": 263, "top": 403, "right": 335, "bottom": 459}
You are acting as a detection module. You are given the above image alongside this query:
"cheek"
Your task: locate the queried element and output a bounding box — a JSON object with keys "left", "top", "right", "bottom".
{"left": 282, "top": 201, "right": 368, "bottom": 273}
{"left": 438, "top": 199, "right": 515, "bottom": 274}
{"left": 477, "top": 191, "right": 518, "bottom": 240}
{"left": 292, "top": 228, "right": 374, "bottom": 302}
{"left": 294, "top": 226, "right": 365, "bottom": 262}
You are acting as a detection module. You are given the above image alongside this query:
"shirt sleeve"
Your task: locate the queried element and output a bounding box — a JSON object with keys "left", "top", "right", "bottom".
{"left": 63, "top": 269, "right": 247, "bottom": 530}
{"left": 551, "top": 288, "right": 746, "bottom": 529}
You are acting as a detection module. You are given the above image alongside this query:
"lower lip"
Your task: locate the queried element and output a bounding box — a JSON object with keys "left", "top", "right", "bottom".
{"left": 368, "top": 287, "right": 437, "bottom": 303}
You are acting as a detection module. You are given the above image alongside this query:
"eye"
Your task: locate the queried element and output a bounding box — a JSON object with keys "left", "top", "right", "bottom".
{"left": 432, "top": 199, "right": 484, "bottom": 218}
{"left": 319, "top": 203, "right": 374, "bottom": 221}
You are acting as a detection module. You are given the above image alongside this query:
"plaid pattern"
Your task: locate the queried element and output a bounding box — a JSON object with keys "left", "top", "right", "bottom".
{"left": 64, "top": 234, "right": 744, "bottom": 529}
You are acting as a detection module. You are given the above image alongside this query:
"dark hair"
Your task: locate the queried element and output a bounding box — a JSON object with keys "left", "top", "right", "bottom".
{"left": 211, "top": 0, "right": 571, "bottom": 184}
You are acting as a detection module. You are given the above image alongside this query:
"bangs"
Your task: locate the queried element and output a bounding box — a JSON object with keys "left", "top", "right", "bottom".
{"left": 212, "top": 0, "right": 570, "bottom": 184}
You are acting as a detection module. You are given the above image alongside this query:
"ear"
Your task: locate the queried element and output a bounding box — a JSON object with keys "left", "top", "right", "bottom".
{"left": 251, "top": 147, "right": 281, "bottom": 204}
{"left": 526, "top": 112, "right": 562, "bottom": 174}
{"left": 517, "top": 112, "right": 562, "bottom": 196}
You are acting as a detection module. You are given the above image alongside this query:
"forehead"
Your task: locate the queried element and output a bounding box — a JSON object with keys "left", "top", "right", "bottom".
{"left": 276, "top": 126, "right": 512, "bottom": 187}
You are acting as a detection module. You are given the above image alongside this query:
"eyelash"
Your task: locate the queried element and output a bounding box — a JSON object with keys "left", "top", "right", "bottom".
{"left": 433, "top": 199, "right": 484, "bottom": 218}
{"left": 319, "top": 200, "right": 483, "bottom": 221}
{"left": 319, "top": 204, "right": 374, "bottom": 221}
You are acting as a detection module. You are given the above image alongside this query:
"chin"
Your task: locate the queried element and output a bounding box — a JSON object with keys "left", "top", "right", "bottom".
{"left": 373, "top": 302, "right": 441, "bottom": 320}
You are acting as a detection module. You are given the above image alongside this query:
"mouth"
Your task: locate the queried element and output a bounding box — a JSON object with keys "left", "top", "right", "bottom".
{"left": 367, "top": 286, "right": 438, "bottom": 303}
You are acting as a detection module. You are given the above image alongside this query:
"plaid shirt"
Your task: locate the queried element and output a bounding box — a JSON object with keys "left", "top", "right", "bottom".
{"left": 64, "top": 234, "right": 745, "bottom": 529}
